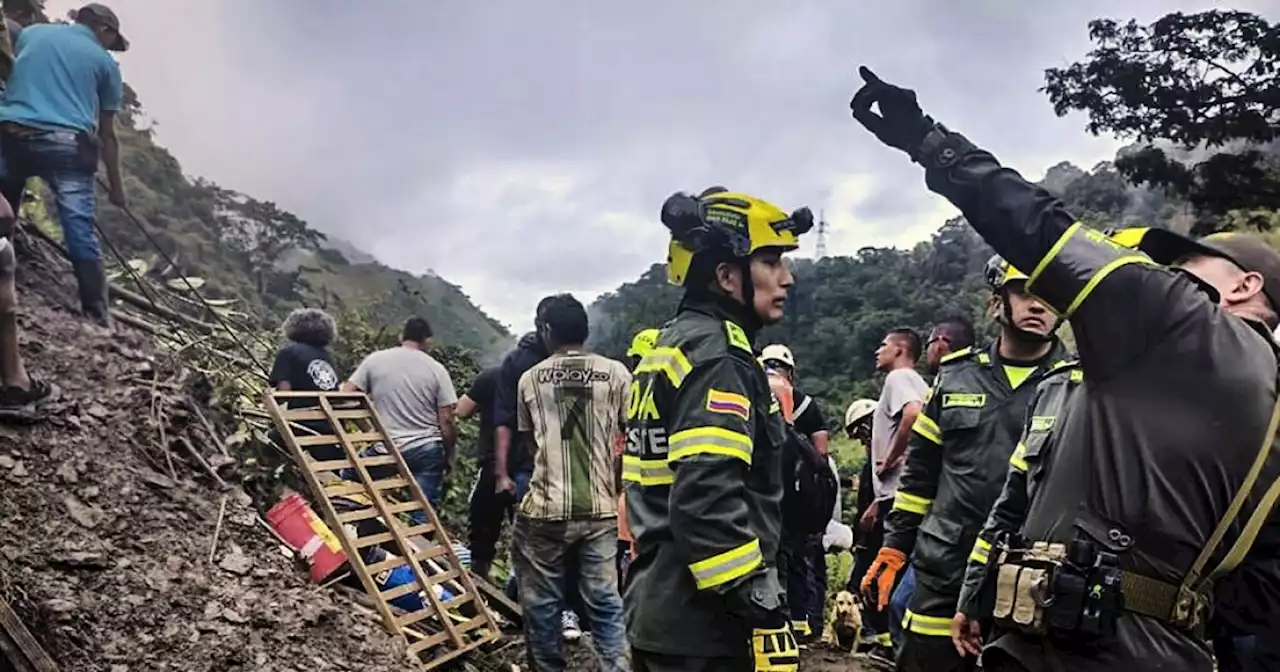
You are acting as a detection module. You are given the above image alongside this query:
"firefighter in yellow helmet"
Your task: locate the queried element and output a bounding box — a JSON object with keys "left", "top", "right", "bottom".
{"left": 618, "top": 327, "right": 660, "bottom": 585}
{"left": 627, "top": 328, "right": 661, "bottom": 369}
{"left": 624, "top": 187, "right": 812, "bottom": 671}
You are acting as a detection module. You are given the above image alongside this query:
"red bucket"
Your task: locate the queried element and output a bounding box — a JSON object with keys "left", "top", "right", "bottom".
{"left": 267, "top": 492, "right": 347, "bottom": 582}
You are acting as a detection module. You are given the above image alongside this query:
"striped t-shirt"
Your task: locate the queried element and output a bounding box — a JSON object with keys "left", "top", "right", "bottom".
{"left": 516, "top": 351, "right": 631, "bottom": 521}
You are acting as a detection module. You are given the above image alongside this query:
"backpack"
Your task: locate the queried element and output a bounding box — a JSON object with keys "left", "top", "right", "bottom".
{"left": 782, "top": 424, "right": 839, "bottom": 537}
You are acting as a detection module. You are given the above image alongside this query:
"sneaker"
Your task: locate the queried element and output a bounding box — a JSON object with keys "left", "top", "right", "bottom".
{"left": 561, "top": 610, "right": 582, "bottom": 642}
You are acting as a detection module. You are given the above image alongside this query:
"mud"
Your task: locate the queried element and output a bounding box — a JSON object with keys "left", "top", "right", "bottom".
{"left": 0, "top": 250, "right": 416, "bottom": 671}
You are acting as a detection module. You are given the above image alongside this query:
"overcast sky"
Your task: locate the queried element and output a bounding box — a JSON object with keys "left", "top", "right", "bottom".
{"left": 48, "top": 0, "right": 1269, "bottom": 334}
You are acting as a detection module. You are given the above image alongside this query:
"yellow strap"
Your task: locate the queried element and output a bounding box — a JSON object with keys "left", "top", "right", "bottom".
{"left": 1182, "top": 382, "right": 1280, "bottom": 594}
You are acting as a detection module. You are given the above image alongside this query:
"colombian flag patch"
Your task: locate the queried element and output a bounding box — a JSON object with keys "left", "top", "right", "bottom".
{"left": 706, "top": 389, "right": 751, "bottom": 421}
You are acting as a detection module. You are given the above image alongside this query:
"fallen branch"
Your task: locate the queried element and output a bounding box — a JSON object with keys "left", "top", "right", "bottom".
{"left": 208, "top": 495, "right": 228, "bottom": 563}
{"left": 176, "top": 435, "right": 229, "bottom": 490}
{"left": 188, "top": 402, "right": 231, "bottom": 457}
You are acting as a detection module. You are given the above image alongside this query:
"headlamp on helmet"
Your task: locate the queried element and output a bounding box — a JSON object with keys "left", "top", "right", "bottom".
{"left": 984, "top": 254, "right": 1029, "bottom": 293}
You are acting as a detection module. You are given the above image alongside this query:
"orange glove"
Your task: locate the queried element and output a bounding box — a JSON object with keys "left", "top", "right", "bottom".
{"left": 859, "top": 547, "right": 907, "bottom": 612}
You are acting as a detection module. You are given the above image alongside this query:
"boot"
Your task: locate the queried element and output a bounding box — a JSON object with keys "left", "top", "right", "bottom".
{"left": 71, "top": 258, "right": 112, "bottom": 329}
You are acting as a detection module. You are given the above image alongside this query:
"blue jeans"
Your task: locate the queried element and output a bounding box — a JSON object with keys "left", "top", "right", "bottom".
{"left": 0, "top": 128, "right": 99, "bottom": 261}
{"left": 889, "top": 564, "right": 916, "bottom": 652}
{"left": 512, "top": 516, "right": 627, "bottom": 672}
{"left": 341, "top": 440, "right": 446, "bottom": 527}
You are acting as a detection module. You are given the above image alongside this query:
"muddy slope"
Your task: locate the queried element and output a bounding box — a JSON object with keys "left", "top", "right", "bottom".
{"left": 0, "top": 248, "right": 415, "bottom": 671}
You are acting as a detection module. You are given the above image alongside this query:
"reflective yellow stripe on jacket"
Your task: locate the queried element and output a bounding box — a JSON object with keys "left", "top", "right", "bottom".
{"left": 635, "top": 346, "right": 693, "bottom": 388}
{"left": 893, "top": 491, "right": 933, "bottom": 516}
{"left": 668, "top": 427, "right": 752, "bottom": 464}
{"left": 621, "top": 454, "right": 675, "bottom": 486}
{"left": 912, "top": 412, "right": 942, "bottom": 445}
{"left": 902, "top": 609, "right": 952, "bottom": 637}
{"left": 1026, "top": 222, "right": 1158, "bottom": 318}
{"left": 688, "top": 538, "right": 763, "bottom": 590}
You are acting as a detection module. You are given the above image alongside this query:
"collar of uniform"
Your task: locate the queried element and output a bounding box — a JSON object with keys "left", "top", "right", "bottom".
{"left": 678, "top": 289, "right": 761, "bottom": 340}
{"left": 983, "top": 338, "right": 1068, "bottom": 369}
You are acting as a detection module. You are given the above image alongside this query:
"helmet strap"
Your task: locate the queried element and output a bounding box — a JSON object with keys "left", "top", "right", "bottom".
{"left": 997, "top": 290, "right": 1056, "bottom": 344}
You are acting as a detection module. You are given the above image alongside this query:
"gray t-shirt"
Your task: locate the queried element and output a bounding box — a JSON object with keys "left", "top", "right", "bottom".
{"left": 350, "top": 346, "right": 458, "bottom": 450}
{"left": 870, "top": 367, "right": 927, "bottom": 501}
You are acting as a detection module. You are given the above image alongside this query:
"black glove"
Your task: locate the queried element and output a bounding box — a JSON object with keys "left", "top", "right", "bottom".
{"left": 849, "top": 66, "right": 936, "bottom": 159}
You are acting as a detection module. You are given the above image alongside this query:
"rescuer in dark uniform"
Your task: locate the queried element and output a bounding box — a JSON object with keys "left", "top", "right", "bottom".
{"left": 624, "top": 186, "right": 813, "bottom": 672}
{"left": 850, "top": 66, "right": 1280, "bottom": 672}
{"left": 951, "top": 228, "right": 1280, "bottom": 671}
{"left": 859, "top": 254, "right": 1069, "bottom": 672}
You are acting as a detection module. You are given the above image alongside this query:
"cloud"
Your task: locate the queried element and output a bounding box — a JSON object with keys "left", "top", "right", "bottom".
{"left": 62, "top": 0, "right": 1275, "bottom": 334}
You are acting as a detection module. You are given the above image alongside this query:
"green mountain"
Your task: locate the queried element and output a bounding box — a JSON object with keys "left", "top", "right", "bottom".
{"left": 66, "top": 84, "right": 510, "bottom": 358}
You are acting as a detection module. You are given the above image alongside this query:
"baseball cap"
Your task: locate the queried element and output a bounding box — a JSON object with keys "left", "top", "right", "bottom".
{"left": 1140, "top": 228, "right": 1280, "bottom": 313}
{"left": 75, "top": 3, "right": 127, "bottom": 52}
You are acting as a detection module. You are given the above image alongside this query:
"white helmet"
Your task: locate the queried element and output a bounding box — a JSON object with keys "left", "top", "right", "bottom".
{"left": 844, "top": 399, "right": 876, "bottom": 429}
{"left": 760, "top": 344, "right": 796, "bottom": 370}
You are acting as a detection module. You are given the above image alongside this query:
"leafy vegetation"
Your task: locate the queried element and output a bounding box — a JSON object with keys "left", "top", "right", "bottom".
{"left": 1042, "top": 10, "right": 1280, "bottom": 235}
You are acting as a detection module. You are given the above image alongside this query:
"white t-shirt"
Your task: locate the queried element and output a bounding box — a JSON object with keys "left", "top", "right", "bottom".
{"left": 870, "top": 367, "right": 928, "bottom": 501}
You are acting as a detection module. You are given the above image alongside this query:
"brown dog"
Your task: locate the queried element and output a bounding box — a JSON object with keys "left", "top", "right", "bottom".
{"left": 829, "top": 590, "right": 863, "bottom": 652}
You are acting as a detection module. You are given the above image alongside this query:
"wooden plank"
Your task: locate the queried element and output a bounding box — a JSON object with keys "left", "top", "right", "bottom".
{"left": 0, "top": 599, "right": 60, "bottom": 672}
{"left": 468, "top": 571, "right": 522, "bottom": 625}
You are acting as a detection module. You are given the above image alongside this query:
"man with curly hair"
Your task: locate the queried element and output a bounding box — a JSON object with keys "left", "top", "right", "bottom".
{"left": 269, "top": 307, "right": 341, "bottom": 460}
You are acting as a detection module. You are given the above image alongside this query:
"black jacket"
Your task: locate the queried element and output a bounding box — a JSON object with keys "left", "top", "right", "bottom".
{"left": 623, "top": 294, "right": 788, "bottom": 657}
{"left": 493, "top": 332, "right": 548, "bottom": 472}
{"left": 916, "top": 125, "right": 1280, "bottom": 671}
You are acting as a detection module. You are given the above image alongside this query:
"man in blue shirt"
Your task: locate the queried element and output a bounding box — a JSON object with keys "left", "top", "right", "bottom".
{"left": 0, "top": 3, "right": 127, "bottom": 327}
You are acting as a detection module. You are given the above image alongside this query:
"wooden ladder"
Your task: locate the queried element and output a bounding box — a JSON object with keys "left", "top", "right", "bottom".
{"left": 264, "top": 391, "right": 500, "bottom": 669}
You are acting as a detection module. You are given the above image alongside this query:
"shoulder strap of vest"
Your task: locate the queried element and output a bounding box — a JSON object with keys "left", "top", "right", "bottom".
{"left": 1176, "top": 367, "right": 1280, "bottom": 625}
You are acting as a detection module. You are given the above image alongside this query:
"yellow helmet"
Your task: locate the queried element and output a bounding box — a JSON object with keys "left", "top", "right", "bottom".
{"left": 627, "top": 328, "right": 660, "bottom": 358}
{"left": 984, "top": 254, "right": 1029, "bottom": 292}
{"left": 662, "top": 186, "right": 813, "bottom": 286}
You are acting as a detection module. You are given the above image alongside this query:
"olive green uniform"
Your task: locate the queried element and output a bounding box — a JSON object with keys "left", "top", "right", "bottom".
{"left": 915, "top": 125, "right": 1280, "bottom": 671}
{"left": 623, "top": 296, "right": 788, "bottom": 670}
{"left": 884, "top": 341, "right": 1068, "bottom": 672}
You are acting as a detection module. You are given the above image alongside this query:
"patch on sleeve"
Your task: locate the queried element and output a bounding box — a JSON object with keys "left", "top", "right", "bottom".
{"left": 706, "top": 388, "right": 751, "bottom": 421}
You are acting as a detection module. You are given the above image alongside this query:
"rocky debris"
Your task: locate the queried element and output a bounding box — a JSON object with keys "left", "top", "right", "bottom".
{"left": 217, "top": 547, "right": 254, "bottom": 576}
{"left": 0, "top": 255, "right": 416, "bottom": 671}
{"left": 63, "top": 495, "right": 104, "bottom": 529}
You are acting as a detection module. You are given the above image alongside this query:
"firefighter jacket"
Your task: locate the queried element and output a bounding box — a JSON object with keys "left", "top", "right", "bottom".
{"left": 883, "top": 340, "right": 1068, "bottom": 601}
{"left": 955, "top": 360, "right": 1084, "bottom": 617}
{"left": 914, "top": 124, "right": 1280, "bottom": 671}
{"left": 622, "top": 293, "right": 788, "bottom": 657}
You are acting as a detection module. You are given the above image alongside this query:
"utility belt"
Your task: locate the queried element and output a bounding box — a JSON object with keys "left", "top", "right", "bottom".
{"left": 981, "top": 535, "right": 1209, "bottom": 643}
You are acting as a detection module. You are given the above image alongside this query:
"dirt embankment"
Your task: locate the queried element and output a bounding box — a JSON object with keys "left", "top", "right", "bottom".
{"left": 0, "top": 247, "right": 416, "bottom": 671}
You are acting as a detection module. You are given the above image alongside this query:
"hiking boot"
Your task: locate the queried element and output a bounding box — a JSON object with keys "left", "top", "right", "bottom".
{"left": 71, "top": 259, "right": 112, "bottom": 329}
{"left": 561, "top": 610, "right": 582, "bottom": 642}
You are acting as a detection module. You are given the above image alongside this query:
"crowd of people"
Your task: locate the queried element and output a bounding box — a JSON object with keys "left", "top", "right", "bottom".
{"left": 0, "top": 4, "right": 1277, "bottom": 671}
